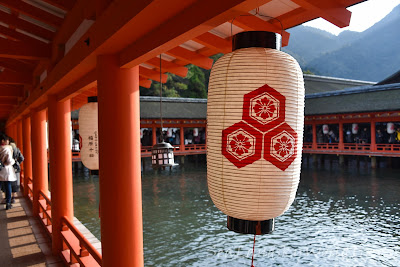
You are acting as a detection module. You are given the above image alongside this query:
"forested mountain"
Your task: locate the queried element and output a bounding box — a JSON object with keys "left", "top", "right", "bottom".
{"left": 140, "top": 4, "right": 400, "bottom": 97}
{"left": 284, "top": 4, "right": 400, "bottom": 82}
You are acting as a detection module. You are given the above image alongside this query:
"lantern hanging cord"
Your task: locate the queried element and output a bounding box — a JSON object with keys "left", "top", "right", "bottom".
{"left": 251, "top": 234, "right": 256, "bottom": 267}
{"left": 230, "top": 11, "right": 284, "bottom": 45}
{"left": 160, "top": 54, "right": 164, "bottom": 142}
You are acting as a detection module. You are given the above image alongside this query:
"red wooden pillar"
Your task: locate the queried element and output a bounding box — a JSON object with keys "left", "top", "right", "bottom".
{"left": 17, "top": 120, "right": 24, "bottom": 188}
{"left": 23, "top": 116, "right": 33, "bottom": 197}
{"left": 180, "top": 126, "right": 185, "bottom": 151}
{"left": 31, "top": 109, "right": 48, "bottom": 216}
{"left": 370, "top": 117, "right": 376, "bottom": 150}
{"left": 312, "top": 122, "right": 317, "bottom": 149}
{"left": 152, "top": 126, "right": 157, "bottom": 145}
{"left": 97, "top": 55, "right": 143, "bottom": 267}
{"left": 339, "top": 120, "right": 344, "bottom": 150}
{"left": 48, "top": 96, "right": 74, "bottom": 255}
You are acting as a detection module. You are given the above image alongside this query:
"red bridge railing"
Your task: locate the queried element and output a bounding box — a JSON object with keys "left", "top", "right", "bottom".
{"left": 303, "top": 142, "right": 400, "bottom": 156}
{"left": 61, "top": 216, "right": 102, "bottom": 266}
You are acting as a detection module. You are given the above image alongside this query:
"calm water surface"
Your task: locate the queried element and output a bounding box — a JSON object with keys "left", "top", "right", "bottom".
{"left": 72, "top": 157, "right": 400, "bottom": 266}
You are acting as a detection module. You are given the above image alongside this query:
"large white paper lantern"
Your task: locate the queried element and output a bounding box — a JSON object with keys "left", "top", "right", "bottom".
{"left": 352, "top": 123, "right": 359, "bottom": 134}
{"left": 387, "top": 122, "right": 395, "bottom": 134}
{"left": 207, "top": 31, "right": 304, "bottom": 235}
{"left": 79, "top": 97, "right": 99, "bottom": 170}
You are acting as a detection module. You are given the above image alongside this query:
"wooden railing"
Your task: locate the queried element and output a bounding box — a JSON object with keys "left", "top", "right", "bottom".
{"left": 27, "top": 177, "right": 33, "bottom": 203}
{"left": 303, "top": 142, "right": 400, "bottom": 156}
{"left": 184, "top": 144, "right": 206, "bottom": 151}
{"left": 61, "top": 216, "right": 102, "bottom": 266}
{"left": 376, "top": 144, "right": 400, "bottom": 152}
{"left": 38, "top": 190, "right": 52, "bottom": 237}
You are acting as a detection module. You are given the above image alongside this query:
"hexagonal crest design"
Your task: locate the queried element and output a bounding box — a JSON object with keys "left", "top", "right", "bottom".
{"left": 243, "top": 84, "right": 285, "bottom": 132}
{"left": 222, "top": 121, "right": 262, "bottom": 168}
{"left": 264, "top": 122, "right": 298, "bottom": 171}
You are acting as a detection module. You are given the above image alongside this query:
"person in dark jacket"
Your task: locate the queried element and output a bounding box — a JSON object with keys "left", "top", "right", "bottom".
{"left": 8, "top": 137, "right": 24, "bottom": 203}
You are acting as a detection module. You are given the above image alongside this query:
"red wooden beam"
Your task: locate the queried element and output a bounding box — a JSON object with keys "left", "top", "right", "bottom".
{"left": 145, "top": 57, "right": 188, "bottom": 78}
{"left": 0, "top": 98, "right": 18, "bottom": 105}
{"left": 0, "top": 58, "right": 35, "bottom": 73}
{"left": 139, "top": 78, "right": 152, "bottom": 88}
{"left": 0, "top": 70, "right": 31, "bottom": 85}
{"left": 290, "top": 0, "right": 351, "bottom": 28}
{"left": 139, "top": 66, "right": 168, "bottom": 83}
{"left": 192, "top": 32, "right": 231, "bottom": 54}
{"left": 0, "top": 0, "right": 63, "bottom": 28}
{"left": 166, "top": 47, "right": 213, "bottom": 70}
{"left": 0, "top": 85, "right": 24, "bottom": 97}
{"left": 0, "top": 24, "right": 46, "bottom": 44}
{"left": 0, "top": 39, "right": 51, "bottom": 60}
{"left": 39, "top": 0, "right": 75, "bottom": 12}
{"left": 0, "top": 10, "right": 55, "bottom": 40}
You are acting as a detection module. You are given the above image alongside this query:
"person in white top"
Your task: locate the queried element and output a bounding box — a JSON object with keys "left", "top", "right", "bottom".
{"left": 0, "top": 135, "right": 16, "bottom": 210}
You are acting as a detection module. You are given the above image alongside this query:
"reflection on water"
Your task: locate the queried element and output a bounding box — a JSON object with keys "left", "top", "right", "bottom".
{"left": 73, "top": 156, "right": 400, "bottom": 266}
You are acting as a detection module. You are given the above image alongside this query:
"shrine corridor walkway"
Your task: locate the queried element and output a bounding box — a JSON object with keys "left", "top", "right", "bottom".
{"left": 0, "top": 191, "right": 62, "bottom": 266}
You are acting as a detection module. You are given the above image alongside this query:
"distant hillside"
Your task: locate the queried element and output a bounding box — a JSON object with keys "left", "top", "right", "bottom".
{"left": 283, "top": 4, "right": 400, "bottom": 82}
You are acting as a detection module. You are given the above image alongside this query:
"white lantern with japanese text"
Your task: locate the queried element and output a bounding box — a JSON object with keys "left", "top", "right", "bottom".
{"left": 193, "top": 128, "right": 199, "bottom": 137}
{"left": 207, "top": 31, "right": 304, "bottom": 234}
{"left": 79, "top": 97, "right": 99, "bottom": 170}
{"left": 322, "top": 124, "right": 329, "bottom": 134}
{"left": 387, "top": 122, "right": 395, "bottom": 134}
{"left": 352, "top": 123, "right": 359, "bottom": 134}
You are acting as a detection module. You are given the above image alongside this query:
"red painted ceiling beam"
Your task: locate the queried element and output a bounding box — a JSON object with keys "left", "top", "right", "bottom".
{"left": 139, "top": 78, "right": 152, "bottom": 88}
{"left": 290, "top": 0, "right": 351, "bottom": 28}
{"left": 192, "top": 32, "right": 231, "bottom": 54}
{"left": 145, "top": 57, "right": 188, "bottom": 78}
{"left": 0, "top": 70, "right": 31, "bottom": 85}
{"left": 0, "top": 58, "right": 35, "bottom": 73}
{"left": 139, "top": 66, "right": 168, "bottom": 83}
{"left": 0, "top": 24, "right": 46, "bottom": 44}
{"left": 0, "top": 10, "right": 55, "bottom": 41}
{"left": 0, "top": 85, "right": 24, "bottom": 97}
{"left": 39, "top": 0, "right": 75, "bottom": 12}
{"left": 0, "top": 0, "right": 63, "bottom": 28}
{"left": 0, "top": 39, "right": 51, "bottom": 60}
{"left": 166, "top": 47, "right": 213, "bottom": 70}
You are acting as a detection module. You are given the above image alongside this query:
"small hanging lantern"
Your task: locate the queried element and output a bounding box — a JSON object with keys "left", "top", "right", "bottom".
{"left": 151, "top": 141, "right": 176, "bottom": 167}
{"left": 387, "top": 122, "right": 395, "bottom": 134}
{"left": 151, "top": 55, "right": 177, "bottom": 169}
{"left": 207, "top": 31, "right": 304, "bottom": 235}
{"left": 167, "top": 128, "right": 173, "bottom": 137}
{"left": 352, "top": 123, "right": 359, "bottom": 134}
{"left": 322, "top": 124, "right": 329, "bottom": 134}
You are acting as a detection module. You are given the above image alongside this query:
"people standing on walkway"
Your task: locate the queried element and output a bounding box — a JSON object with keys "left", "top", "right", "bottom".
{"left": 9, "top": 137, "right": 24, "bottom": 203}
{"left": 0, "top": 135, "right": 17, "bottom": 210}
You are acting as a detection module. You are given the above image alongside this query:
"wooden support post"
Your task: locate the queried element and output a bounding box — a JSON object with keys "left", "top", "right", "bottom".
{"left": 180, "top": 126, "right": 185, "bottom": 151}
{"left": 371, "top": 156, "right": 377, "bottom": 169}
{"left": 17, "top": 119, "right": 24, "bottom": 186}
{"left": 152, "top": 126, "right": 157, "bottom": 145}
{"left": 97, "top": 55, "right": 143, "bottom": 267}
{"left": 339, "top": 155, "right": 345, "bottom": 166}
{"left": 31, "top": 109, "right": 48, "bottom": 216}
{"left": 370, "top": 118, "right": 376, "bottom": 151}
{"left": 312, "top": 154, "right": 317, "bottom": 166}
{"left": 312, "top": 123, "right": 317, "bottom": 150}
{"left": 48, "top": 96, "right": 73, "bottom": 255}
{"left": 339, "top": 121, "right": 344, "bottom": 150}
{"left": 22, "top": 116, "right": 32, "bottom": 197}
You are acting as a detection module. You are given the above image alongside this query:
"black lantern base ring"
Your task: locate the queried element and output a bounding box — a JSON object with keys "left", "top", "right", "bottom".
{"left": 227, "top": 216, "right": 274, "bottom": 235}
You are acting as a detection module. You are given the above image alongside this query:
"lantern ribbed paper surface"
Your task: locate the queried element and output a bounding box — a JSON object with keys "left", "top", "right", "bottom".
{"left": 79, "top": 102, "right": 99, "bottom": 170}
{"left": 207, "top": 47, "right": 304, "bottom": 221}
{"left": 387, "top": 122, "right": 395, "bottom": 134}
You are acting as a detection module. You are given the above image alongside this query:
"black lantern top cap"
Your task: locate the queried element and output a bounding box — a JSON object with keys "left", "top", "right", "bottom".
{"left": 152, "top": 141, "right": 174, "bottom": 150}
{"left": 232, "top": 31, "right": 281, "bottom": 51}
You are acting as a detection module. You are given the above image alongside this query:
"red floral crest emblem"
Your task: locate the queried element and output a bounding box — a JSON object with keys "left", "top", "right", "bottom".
{"left": 221, "top": 84, "right": 298, "bottom": 171}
